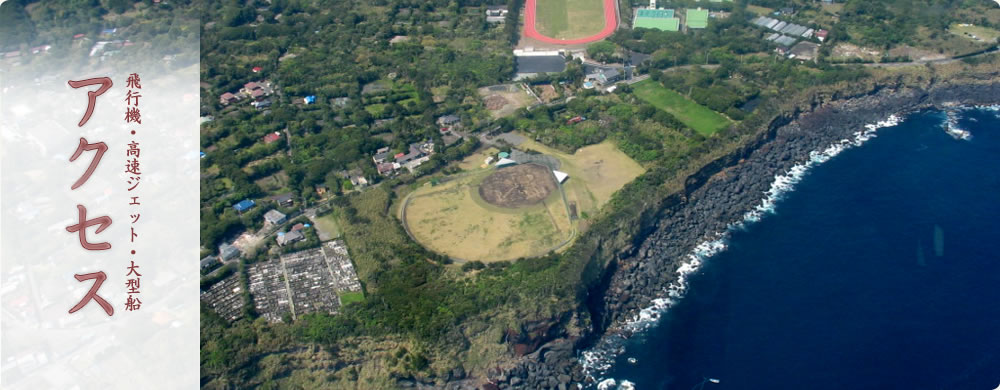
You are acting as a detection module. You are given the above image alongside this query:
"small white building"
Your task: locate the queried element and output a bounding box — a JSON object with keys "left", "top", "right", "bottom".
{"left": 553, "top": 170, "right": 569, "bottom": 183}
{"left": 264, "top": 209, "right": 287, "bottom": 225}
{"left": 495, "top": 158, "right": 517, "bottom": 167}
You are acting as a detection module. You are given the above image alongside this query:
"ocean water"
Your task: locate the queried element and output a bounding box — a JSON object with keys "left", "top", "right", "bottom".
{"left": 596, "top": 108, "right": 1000, "bottom": 390}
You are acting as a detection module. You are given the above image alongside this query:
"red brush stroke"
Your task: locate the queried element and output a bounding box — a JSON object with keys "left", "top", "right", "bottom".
{"left": 524, "top": 0, "right": 618, "bottom": 45}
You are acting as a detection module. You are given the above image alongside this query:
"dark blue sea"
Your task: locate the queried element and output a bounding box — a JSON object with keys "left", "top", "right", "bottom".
{"left": 602, "top": 109, "right": 1000, "bottom": 390}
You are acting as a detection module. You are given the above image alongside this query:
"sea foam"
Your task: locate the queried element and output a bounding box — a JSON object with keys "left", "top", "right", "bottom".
{"left": 944, "top": 110, "right": 973, "bottom": 141}
{"left": 579, "top": 114, "right": 902, "bottom": 386}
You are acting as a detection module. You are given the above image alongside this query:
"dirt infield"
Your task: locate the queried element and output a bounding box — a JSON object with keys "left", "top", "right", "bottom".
{"left": 478, "top": 163, "right": 558, "bottom": 208}
{"left": 524, "top": 0, "right": 617, "bottom": 45}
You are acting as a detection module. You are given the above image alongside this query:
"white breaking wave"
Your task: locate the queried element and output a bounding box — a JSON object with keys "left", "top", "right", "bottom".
{"left": 594, "top": 378, "right": 635, "bottom": 390}
{"left": 579, "top": 114, "right": 902, "bottom": 385}
{"left": 944, "top": 110, "right": 973, "bottom": 141}
{"left": 943, "top": 103, "right": 1000, "bottom": 140}
{"left": 596, "top": 378, "right": 617, "bottom": 390}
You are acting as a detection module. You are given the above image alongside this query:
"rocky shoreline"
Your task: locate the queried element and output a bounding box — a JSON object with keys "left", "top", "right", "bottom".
{"left": 432, "top": 81, "right": 1000, "bottom": 390}
{"left": 588, "top": 82, "right": 1000, "bottom": 339}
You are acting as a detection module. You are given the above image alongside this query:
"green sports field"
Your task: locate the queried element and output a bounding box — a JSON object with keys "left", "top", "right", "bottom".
{"left": 632, "top": 79, "right": 731, "bottom": 136}
{"left": 634, "top": 16, "right": 679, "bottom": 31}
{"left": 535, "top": 0, "right": 606, "bottom": 39}
{"left": 686, "top": 8, "right": 709, "bottom": 29}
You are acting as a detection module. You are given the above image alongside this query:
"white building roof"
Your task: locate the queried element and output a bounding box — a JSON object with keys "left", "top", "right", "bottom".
{"left": 495, "top": 157, "right": 517, "bottom": 166}
{"left": 552, "top": 170, "right": 569, "bottom": 183}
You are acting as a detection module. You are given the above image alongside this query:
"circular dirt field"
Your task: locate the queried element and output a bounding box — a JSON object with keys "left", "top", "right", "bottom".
{"left": 478, "top": 163, "right": 558, "bottom": 208}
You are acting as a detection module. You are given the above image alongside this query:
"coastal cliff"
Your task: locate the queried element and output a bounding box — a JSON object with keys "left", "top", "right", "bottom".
{"left": 464, "top": 64, "right": 1000, "bottom": 390}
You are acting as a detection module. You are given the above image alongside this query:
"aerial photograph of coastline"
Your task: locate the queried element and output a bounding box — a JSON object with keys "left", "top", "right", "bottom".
{"left": 193, "top": 0, "right": 999, "bottom": 389}
{"left": 6, "top": 0, "right": 1000, "bottom": 389}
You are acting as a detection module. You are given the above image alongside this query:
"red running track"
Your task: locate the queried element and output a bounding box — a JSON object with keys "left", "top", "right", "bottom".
{"left": 524, "top": 0, "right": 618, "bottom": 45}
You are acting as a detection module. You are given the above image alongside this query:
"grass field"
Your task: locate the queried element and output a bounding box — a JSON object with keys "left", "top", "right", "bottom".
{"left": 632, "top": 79, "right": 731, "bottom": 136}
{"left": 950, "top": 24, "right": 1000, "bottom": 43}
{"left": 535, "top": 0, "right": 606, "bottom": 39}
{"left": 403, "top": 138, "right": 643, "bottom": 262}
{"left": 745, "top": 5, "right": 774, "bottom": 16}
{"left": 338, "top": 291, "right": 364, "bottom": 305}
{"left": 458, "top": 147, "right": 500, "bottom": 171}
{"left": 312, "top": 212, "right": 342, "bottom": 241}
{"left": 403, "top": 169, "right": 572, "bottom": 262}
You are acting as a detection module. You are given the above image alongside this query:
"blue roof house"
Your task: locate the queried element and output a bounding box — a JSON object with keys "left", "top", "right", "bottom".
{"left": 233, "top": 199, "right": 255, "bottom": 213}
{"left": 304, "top": 95, "right": 316, "bottom": 104}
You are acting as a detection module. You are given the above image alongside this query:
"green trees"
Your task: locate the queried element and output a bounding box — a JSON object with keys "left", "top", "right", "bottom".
{"left": 587, "top": 41, "right": 617, "bottom": 63}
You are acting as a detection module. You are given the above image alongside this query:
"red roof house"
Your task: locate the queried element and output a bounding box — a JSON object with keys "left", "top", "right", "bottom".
{"left": 220, "top": 92, "right": 237, "bottom": 105}
{"left": 816, "top": 30, "right": 829, "bottom": 42}
{"left": 377, "top": 162, "right": 395, "bottom": 175}
{"left": 252, "top": 66, "right": 262, "bottom": 73}
{"left": 263, "top": 132, "right": 281, "bottom": 144}
{"left": 73, "top": 33, "right": 86, "bottom": 39}
{"left": 244, "top": 82, "right": 260, "bottom": 91}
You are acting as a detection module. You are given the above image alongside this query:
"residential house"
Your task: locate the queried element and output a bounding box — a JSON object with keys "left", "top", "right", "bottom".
{"left": 243, "top": 82, "right": 260, "bottom": 93}
{"left": 350, "top": 175, "right": 369, "bottom": 188}
{"left": 437, "top": 114, "right": 460, "bottom": 127}
{"left": 219, "top": 243, "right": 241, "bottom": 261}
{"left": 290, "top": 223, "right": 305, "bottom": 232}
{"left": 201, "top": 256, "right": 219, "bottom": 272}
{"left": 271, "top": 193, "right": 294, "bottom": 207}
{"left": 252, "top": 66, "right": 263, "bottom": 73}
{"left": 277, "top": 230, "right": 305, "bottom": 246}
{"left": 389, "top": 35, "right": 410, "bottom": 45}
{"left": 252, "top": 99, "right": 272, "bottom": 110}
{"left": 263, "top": 131, "right": 282, "bottom": 144}
{"left": 815, "top": 29, "right": 829, "bottom": 42}
{"left": 437, "top": 114, "right": 461, "bottom": 133}
{"left": 372, "top": 147, "right": 392, "bottom": 164}
{"left": 220, "top": 92, "right": 238, "bottom": 105}
{"left": 395, "top": 141, "right": 434, "bottom": 167}
{"left": 264, "top": 209, "right": 287, "bottom": 225}
{"left": 233, "top": 199, "right": 255, "bottom": 213}
{"left": 377, "top": 162, "right": 396, "bottom": 176}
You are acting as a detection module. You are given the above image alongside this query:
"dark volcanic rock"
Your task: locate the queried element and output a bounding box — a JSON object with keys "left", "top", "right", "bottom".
{"left": 438, "top": 81, "right": 1000, "bottom": 390}
{"left": 591, "top": 83, "right": 1000, "bottom": 335}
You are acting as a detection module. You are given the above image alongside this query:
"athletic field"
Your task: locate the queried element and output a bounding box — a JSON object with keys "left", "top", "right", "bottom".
{"left": 400, "top": 139, "right": 644, "bottom": 262}
{"left": 524, "top": 0, "right": 617, "bottom": 45}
